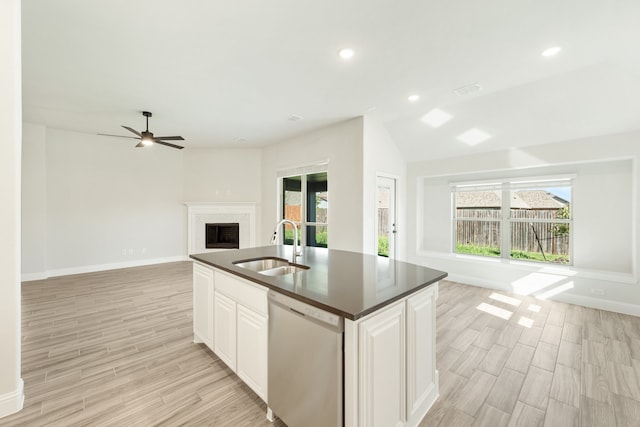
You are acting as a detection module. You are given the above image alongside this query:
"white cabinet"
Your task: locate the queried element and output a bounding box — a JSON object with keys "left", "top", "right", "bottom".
{"left": 193, "top": 262, "right": 214, "bottom": 349}
{"left": 214, "top": 291, "right": 237, "bottom": 370}
{"left": 192, "top": 263, "right": 269, "bottom": 402}
{"left": 213, "top": 270, "right": 269, "bottom": 402}
{"left": 236, "top": 304, "right": 268, "bottom": 400}
{"left": 406, "top": 286, "right": 437, "bottom": 419}
{"left": 345, "top": 284, "right": 439, "bottom": 427}
{"left": 358, "top": 301, "right": 406, "bottom": 427}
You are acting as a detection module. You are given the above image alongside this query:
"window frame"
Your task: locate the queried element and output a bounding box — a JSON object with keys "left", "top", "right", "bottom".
{"left": 277, "top": 162, "right": 328, "bottom": 248}
{"left": 451, "top": 175, "right": 574, "bottom": 265}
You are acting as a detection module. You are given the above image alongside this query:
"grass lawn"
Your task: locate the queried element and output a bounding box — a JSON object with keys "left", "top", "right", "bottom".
{"left": 456, "top": 243, "right": 569, "bottom": 264}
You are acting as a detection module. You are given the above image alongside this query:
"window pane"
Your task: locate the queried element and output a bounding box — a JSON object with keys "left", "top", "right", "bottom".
{"left": 455, "top": 191, "right": 501, "bottom": 257}
{"left": 283, "top": 176, "right": 302, "bottom": 223}
{"left": 510, "top": 187, "right": 570, "bottom": 218}
{"left": 282, "top": 222, "right": 300, "bottom": 246}
{"left": 306, "top": 172, "right": 328, "bottom": 223}
{"left": 306, "top": 225, "right": 327, "bottom": 248}
{"left": 510, "top": 222, "right": 570, "bottom": 264}
{"left": 455, "top": 220, "right": 501, "bottom": 257}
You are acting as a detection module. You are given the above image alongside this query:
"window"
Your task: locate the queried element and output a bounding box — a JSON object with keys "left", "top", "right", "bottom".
{"left": 453, "top": 176, "right": 572, "bottom": 265}
{"left": 279, "top": 166, "right": 328, "bottom": 248}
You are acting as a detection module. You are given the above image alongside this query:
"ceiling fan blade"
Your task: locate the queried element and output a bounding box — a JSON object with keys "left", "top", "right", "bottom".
{"left": 154, "top": 136, "right": 184, "bottom": 141}
{"left": 98, "top": 133, "right": 140, "bottom": 140}
{"left": 122, "top": 125, "right": 142, "bottom": 137}
{"left": 135, "top": 142, "right": 145, "bottom": 148}
{"left": 153, "top": 139, "right": 184, "bottom": 150}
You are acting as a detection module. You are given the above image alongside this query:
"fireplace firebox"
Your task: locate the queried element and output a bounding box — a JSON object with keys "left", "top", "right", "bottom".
{"left": 205, "top": 223, "right": 240, "bottom": 249}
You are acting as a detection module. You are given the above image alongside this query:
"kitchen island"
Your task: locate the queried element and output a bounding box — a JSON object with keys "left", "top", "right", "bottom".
{"left": 190, "top": 246, "right": 447, "bottom": 427}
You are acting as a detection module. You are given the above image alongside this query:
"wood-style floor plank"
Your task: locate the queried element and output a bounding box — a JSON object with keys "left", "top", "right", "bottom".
{"left": 4, "top": 264, "right": 640, "bottom": 426}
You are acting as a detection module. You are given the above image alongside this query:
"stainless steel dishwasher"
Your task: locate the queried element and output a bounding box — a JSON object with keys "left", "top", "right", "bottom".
{"left": 268, "top": 291, "right": 344, "bottom": 427}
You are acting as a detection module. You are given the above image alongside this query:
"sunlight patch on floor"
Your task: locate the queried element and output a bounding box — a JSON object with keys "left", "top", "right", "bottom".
{"left": 536, "top": 281, "right": 574, "bottom": 300}
{"left": 528, "top": 303, "right": 542, "bottom": 313}
{"left": 477, "top": 302, "right": 512, "bottom": 320}
{"left": 512, "top": 272, "right": 566, "bottom": 295}
{"left": 489, "top": 292, "right": 522, "bottom": 307}
{"left": 518, "top": 316, "right": 534, "bottom": 328}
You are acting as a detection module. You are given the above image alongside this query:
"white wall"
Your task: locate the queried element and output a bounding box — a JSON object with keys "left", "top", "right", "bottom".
{"left": 183, "top": 148, "right": 262, "bottom": 203}
{"left": 0, "top": 0, "right": 24, "bottom": 417}
{"left": 21, "top": 123, "right": 47, "bottom": 277}
{"left": 407, "top": 131, "right": 640, "bottom": 315}
{"left": 362, "top": 116, "right": 407, "bottom": 259}
{"left": 261, "top": 118, "right": 364, "bottom": 252}
{"left": 22, "top": 127, "right": 187, "bottom": 277}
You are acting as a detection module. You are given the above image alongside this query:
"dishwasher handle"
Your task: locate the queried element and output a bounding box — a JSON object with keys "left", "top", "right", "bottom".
{"left": 268, "top": 291, "right": 343, "bottom": 332}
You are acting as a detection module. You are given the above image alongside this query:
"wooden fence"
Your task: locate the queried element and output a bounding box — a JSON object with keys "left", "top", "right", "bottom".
{"left": 456, "top": 209, "right": 569, "bottom": 255}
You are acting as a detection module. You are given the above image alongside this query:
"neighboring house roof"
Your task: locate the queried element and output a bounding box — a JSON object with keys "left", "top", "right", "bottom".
{"left": 456, "top": 190, "right": 567, "bottom": 209}
{"left": 516, "top": 190, "right": 567, "bottom": 209}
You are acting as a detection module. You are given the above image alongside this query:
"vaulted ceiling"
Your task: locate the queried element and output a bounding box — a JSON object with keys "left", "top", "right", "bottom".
{"left": 21, "top": 0, "right": 640, "bottom": 161}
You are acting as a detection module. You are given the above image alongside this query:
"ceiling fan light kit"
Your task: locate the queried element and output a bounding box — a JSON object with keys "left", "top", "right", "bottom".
{"left": 99, "top": 111, "right": 185, "bottom": 150}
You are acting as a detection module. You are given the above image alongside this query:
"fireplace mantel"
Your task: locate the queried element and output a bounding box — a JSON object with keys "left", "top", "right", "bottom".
{"left": 185, "top": 202, "right": 256, "bottom": 255}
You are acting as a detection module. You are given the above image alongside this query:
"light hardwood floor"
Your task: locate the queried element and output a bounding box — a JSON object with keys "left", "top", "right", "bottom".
{"left": 3, "top": 261, "right": 640, "bottom": 426}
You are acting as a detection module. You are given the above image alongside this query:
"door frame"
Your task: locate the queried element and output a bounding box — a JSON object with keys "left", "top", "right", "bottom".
{"left": 375, "top": 174, "right": 398, "bottom": 259}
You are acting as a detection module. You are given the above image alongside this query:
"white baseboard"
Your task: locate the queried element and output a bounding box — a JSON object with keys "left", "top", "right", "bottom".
{"left": 0, "top": 379, "right": 24, "bottom": 419}
{"left": 22, "top": 256, "right": 189, "bottom": 281}
{"left": 446, "top": 273, "right": 640, "bottom": 317}
{"left": 20, "top": 272, "right": 48, "bottom": 282}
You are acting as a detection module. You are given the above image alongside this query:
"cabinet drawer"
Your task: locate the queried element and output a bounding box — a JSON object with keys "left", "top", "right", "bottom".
{"left": 215, "top": 271, "right": 268, "bottom": 316}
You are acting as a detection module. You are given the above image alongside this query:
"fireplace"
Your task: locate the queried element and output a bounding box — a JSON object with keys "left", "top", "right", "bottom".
{"left": 205, "top": 223, "right": 240, "bottom": 249}
{"left": 185, "top": 202, "right": 256, "bottom": 254}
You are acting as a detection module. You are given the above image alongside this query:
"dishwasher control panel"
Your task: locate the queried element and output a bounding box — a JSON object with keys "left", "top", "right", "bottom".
{"left": 268, "top": 291, "right": 343, "bottom": 330}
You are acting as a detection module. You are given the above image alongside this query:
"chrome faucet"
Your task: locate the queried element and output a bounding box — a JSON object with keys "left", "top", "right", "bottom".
{"left": 270, "top": 219, "right": 301, "bottom": 263}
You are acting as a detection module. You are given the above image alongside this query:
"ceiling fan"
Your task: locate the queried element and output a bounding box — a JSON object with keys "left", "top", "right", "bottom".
{"left": 99, "top": 111, "right": 185, "bottom": 150}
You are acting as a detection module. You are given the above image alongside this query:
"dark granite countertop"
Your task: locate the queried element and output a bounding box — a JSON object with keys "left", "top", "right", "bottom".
{"left": 190, "top": 246, "right": 447, "bottom": 320}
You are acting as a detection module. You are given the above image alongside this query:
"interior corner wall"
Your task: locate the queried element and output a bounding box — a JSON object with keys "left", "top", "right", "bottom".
{"left": 41, "top": 127, "right": 186, "bottom": 276}
{"left": 407, "top": 131, "right": 640, "bottom": 315}
{"left": 261, "top": 118, "right": 364, "bottom": 252}
{"left": 182, "top": 148, "right": 262, "bottom": 203}
{"left": 0, "top": 0, "right": 24, "bottom": 417}
{"left": 21, "top": 123, "right": 47, "bottom": 279}
{"left": 362, "top": 116, "right": 407, "bottom": 259}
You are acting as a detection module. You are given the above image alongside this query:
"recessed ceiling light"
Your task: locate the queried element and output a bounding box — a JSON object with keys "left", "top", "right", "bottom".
{"left": 408, "top": 95, "right": 420, "bottom": 103}
{"left": 541, "top": 46, "right": 562, "bottom": 57}
{"left": 420, "top": 108, "right": 452, "bottom": 128}
{"left": 236, "top": 137, "right": 247, "bottom": 143}
{"left": 338, "top": 48, "right": 355, "bottom": 60}
{"left": 457, "top": 128, "right": 491, "bottom": 146}
{"left": 288, "top": 114, "right": 303, "bottom": 122}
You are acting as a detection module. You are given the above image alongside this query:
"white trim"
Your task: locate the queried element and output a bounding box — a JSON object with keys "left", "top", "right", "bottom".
{"left": 417, "top": 250, "right": 636, "bottom": 284}
{"left": 34, "top": 256, "right": 188, "bottom": 280}
{"left": 185, "top": 202, "right": 257, "bottom": 255}
{"left": 21, "top": 272, "right": 47, "bottom": 282}
{"left": 0, "top": 378, "right": 24, "bottom": 418}
{"left": 446, "top": 272, "right": 640, "bottom": 317}
{"left": 276, "top": 160, "right": 329, "bottom": 178}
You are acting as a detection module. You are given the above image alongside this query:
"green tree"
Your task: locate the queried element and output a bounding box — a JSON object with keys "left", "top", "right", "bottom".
{"left": 553, "top": 205, "right": 570, "bottom": 236}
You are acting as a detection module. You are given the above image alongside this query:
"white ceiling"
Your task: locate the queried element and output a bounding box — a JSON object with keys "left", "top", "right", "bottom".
{"left": 21, "top": 0, "right": 640, "bottom": 161}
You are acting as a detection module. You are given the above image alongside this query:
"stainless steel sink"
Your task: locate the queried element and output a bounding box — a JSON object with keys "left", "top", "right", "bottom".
{"left": 233, "top": 257, "right": 309, "bottom": 276}
{"left": 233, "top": 258, "right": 290, "bottom": 272}
{"left": 258, "top": 265, "right": 308, "bottom": 276}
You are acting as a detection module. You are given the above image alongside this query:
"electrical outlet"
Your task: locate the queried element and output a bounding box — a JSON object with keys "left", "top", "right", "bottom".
{"left": 591, "top": 288, "right": 605, "bottom": 296}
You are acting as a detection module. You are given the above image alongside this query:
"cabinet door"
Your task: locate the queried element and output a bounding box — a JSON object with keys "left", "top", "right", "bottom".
{"left": 406, "top": 286, "right": 437, "bottom": 419}
{"left": 193, "top": 263, "right": 214, "bottom": 349}
{"left": 236, "top": 305, "right": 268, "bottom": 401}
{"left": 358, "top": 302, "right": 406, "bottom": 427}
{"left": 214, "top": 291, "right": 237, "bottom": 370}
